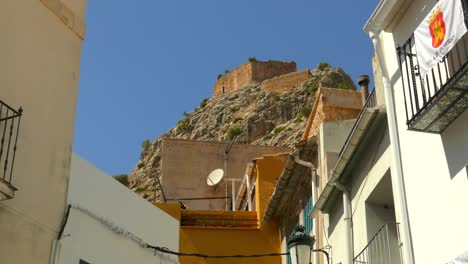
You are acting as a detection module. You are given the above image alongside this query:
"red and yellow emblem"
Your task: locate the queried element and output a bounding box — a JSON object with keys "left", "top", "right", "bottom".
{"left": 429, "top": 5, "right": 446, "bottom": 48}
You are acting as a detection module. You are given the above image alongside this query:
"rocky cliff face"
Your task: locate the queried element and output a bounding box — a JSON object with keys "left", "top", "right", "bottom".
{"left": 128, "top": 66, "right": 356, "bottom": 202}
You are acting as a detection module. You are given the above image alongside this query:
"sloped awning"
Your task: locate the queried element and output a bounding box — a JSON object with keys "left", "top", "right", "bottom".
{"left": 262, "top": 137, "right": 317, "bottom": 222}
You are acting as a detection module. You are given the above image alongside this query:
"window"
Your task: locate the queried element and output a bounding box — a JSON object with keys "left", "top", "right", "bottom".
{"left": 303, "top": 197, "right": 314, "bottom": 234}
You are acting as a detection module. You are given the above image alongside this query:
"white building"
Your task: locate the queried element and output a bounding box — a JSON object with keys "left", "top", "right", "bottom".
{"left": 310, "top": 1, "right": 468, "bottom": 264}
{"left": 55, "top": 154, "right": 179, "bottom": 264}
{"left": 365, "top": 0, "right": 468, "bottom": 263}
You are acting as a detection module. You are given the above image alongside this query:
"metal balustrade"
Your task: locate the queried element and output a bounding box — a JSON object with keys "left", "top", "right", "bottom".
{"left": 0, "top": 100, "right": 22, "bottom": 185}
{"left": 397, "top": 32, "right": 468, "bottom": 133}
{"left": 354, "top": 223, "right": 402, "bottom": 264}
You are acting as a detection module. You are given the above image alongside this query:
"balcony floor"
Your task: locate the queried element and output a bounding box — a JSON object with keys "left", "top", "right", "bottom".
{"left": 409, "top": 62, "right": 468, "bottom": 133}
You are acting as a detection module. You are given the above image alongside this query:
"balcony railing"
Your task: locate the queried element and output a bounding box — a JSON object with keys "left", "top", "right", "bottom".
{"left": 397, "top": 32, "right": 468, "bottom": 133}
{"left": 354, "top": 223, "right": 402, "bottom": 264}
{"left": 0, "top": 100, "right": 22, "bottom": 185}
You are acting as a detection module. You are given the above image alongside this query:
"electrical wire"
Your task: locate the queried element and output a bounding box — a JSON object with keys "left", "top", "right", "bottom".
{"left": 147, "top": 244, "right": 330, "bottom": 264}
{"left": 146, "top": 245, "right": 289, "bottom": 259}
{"left": 58, "top": 204, "right": 71, "bottom": 240}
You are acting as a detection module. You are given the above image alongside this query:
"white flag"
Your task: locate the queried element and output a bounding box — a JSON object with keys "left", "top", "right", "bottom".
{"left": 414, "top": 0, "right": 467, "bottom": 78}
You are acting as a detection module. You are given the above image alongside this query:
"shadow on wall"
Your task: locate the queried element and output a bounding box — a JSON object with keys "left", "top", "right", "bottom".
{"left": 441, "top": 110, "right": 468, "bottom": 179}
{"left": 327, "top": 194, "right": 343, "bottom": 237}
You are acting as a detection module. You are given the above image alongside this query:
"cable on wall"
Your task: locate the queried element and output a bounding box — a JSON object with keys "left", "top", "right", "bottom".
{"left": 67, "top": 204, "right": 290, "bottom": 259}
{"left": 146, "top": 245, "right": 289, "bottom": 259}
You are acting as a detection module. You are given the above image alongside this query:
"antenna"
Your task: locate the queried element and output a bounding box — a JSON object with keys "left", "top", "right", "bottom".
{"left": 207, "top": 168, "right": 224, "bottom": 187}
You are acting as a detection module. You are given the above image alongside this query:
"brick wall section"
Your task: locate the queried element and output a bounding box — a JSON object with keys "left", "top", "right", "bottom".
{"left": 260, "top": 70, "right": 312, "bottom": 93}
{"left": 213, "top": 60, "right": 297, "bottom": 97}
{"left": 303, "top": 88, "right": 363, "bottom": 139}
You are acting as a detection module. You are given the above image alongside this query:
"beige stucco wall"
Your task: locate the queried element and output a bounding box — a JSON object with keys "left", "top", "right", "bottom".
{"left": 374, "top": 0, "right": 468, "bottom": 262}
{"left": 161, "top": 139, "right": 291, "bottom": 210}
{"left": 0, "top": 0, "right": 85, "bottom": 263}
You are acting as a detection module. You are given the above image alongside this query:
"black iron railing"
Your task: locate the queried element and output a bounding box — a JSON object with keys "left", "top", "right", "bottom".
{"left": 0, "top": 100, "right": 22, "bottom": 185}
{"left": 338, "top": 89, "right": 377, "bottom": 158}
{"left": 354, "top": 223, "right": 402, "bottom": 264}
{"left": 397, "top": 32, "right": 468, "bottom": 133}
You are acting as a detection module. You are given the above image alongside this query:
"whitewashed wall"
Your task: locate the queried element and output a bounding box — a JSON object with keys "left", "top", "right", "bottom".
{"left": 322, "top": 121, "right": 392, "bottom": 264}
{"left": 377, "top": 0, "right": 468, "bottom": 262}
{"left": 58, "top": 154, "right": 179, "bottom": 264}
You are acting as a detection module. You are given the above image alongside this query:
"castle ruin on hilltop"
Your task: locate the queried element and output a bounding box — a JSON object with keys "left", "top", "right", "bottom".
{"left": 213, "top": 60, "right": 313, "bottom": 97}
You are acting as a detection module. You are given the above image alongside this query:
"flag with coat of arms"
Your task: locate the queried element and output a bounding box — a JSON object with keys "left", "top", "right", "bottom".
{"left": 414, "top": 0, "right": 467, "bottom": 78}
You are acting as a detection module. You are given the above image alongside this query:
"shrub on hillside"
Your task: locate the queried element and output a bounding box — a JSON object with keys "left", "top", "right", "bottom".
{"left": 338, "top": 82, "right": 349, "bottom": 90}
{"left": 141, "top": 139, "right": 151, "bottom": 150}
{"left": 177, "top": 117, "right": 190, "bottom": 131}
{"left": 271, "top": 92, "right": 281, "bottom": 102}
{"left": 273, "top": 126, "right": 286, "bottom": 135}
{"left": 300, "top": 106, "right": 312, "bottom": 118}
{"left": 199, "top": 98, "right": 209, "bottom": 108}
{"left": 226, "top": 126, "right": 242, "bottom": 140}
{"left": 317, "top": 62, "right": 331, "bottom": 71}
{"left": 112, "top": 174, "right": 129, "bottom": 187}
{"left": 306, "top": 79, "right": 319, "bottom": 94}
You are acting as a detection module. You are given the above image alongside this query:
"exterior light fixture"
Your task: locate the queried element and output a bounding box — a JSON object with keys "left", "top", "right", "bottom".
{"left": 287, "top": 225, "right": 330, "bottom": 264}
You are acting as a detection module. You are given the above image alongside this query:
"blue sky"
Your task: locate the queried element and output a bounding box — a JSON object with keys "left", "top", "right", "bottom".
{"left": 73, "top": 0, "right": 380, "bottom": 176}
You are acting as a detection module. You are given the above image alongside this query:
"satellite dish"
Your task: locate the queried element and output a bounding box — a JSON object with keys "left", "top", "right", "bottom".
{"left": 207, "top": 169, "right": 224, "bottom": 186}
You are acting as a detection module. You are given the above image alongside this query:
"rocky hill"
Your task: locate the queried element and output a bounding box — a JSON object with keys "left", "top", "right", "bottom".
{"left": 128, "top": 65, "right": 356, "bottom": 202}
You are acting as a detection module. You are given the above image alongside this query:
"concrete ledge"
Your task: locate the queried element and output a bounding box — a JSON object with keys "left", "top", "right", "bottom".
{"left": 0, "top": 178, "right": 17, "bottom": 201}
{"left": 40, "top": 0, "right": 86, "bottom": 39}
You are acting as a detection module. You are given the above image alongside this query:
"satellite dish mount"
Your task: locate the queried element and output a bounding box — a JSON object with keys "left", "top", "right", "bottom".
{"left": 207, "top": 168, "right": 224, "bottom": 191}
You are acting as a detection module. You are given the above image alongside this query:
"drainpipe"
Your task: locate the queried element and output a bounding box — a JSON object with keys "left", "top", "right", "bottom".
{"left": 335, "top": 182, "right": 353, "bottom": 264}
{"left": 49, "top": 240, "right": 61, "bottom": 264}
{"left": 292, "top": 150, "right": 316, "bottom": 211}
{"left": 292, "top": 149, "right": 318, "bottom": 264}
{"left": 358, "top": 75, "right": 370, "bottom": 105}
{"left": 224, "top": 138, "right": 235, "bottom": 210}
{"left": 367, "top": 30, "right": 415, "bottom": 264}
{"left": 224, "top": 153, "right": 228, "bottom": 210}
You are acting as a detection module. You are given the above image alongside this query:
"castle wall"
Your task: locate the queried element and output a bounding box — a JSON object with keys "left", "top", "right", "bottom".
{"left": 213, "top": 62, "right": 253, "bottom": 97}
{"left": 213, "top": 61, "right": 297, "bottom": 97}
{"left": 260, "top": 70, "right": 312, "bottom": 93}
{"left": 250, "top": 60, "right": 297, "bottom": 82}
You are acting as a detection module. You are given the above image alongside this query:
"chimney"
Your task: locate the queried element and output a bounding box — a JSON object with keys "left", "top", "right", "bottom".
{"left": 358, "top": 75, "right": 370, "bottom": 105}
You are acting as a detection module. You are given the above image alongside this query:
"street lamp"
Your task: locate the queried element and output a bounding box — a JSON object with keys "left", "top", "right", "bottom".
{"left": 287, "top": 225, "right": 330, "bottom": 264}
